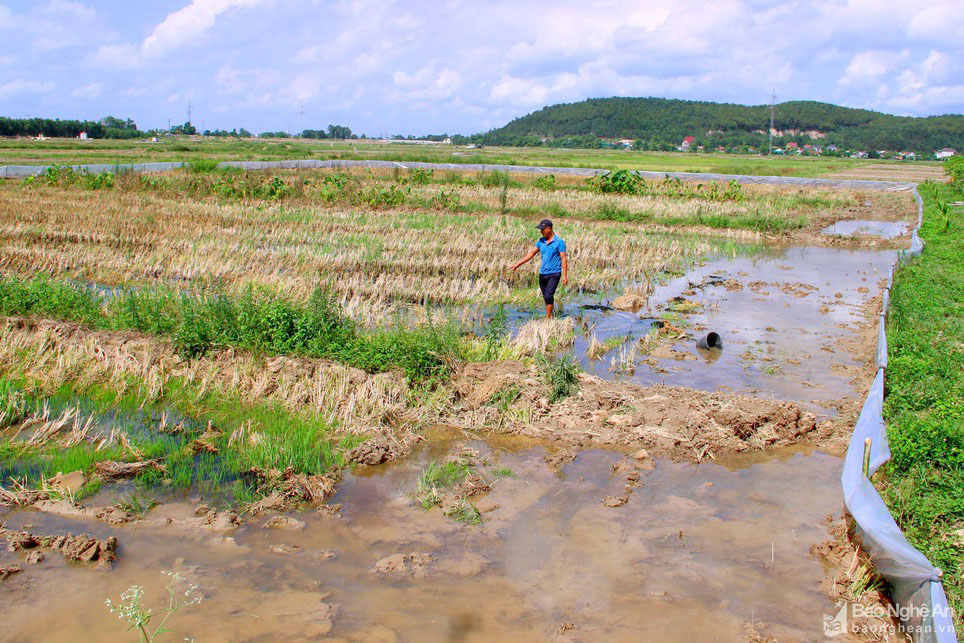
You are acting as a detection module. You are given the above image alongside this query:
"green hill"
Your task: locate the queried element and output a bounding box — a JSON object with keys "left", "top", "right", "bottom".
{"left": 480, "top": 97, "right": 964, "bottom": 153}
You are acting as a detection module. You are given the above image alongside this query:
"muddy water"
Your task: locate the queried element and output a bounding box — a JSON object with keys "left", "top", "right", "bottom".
{"left": 820, "top": 219, "right": 909, "bottom": 239}
{"left": 545, "top": 245, "right": 897, "bottom": 414}
{"left": 0, "top": 435, "right": 843, "bottom": 641}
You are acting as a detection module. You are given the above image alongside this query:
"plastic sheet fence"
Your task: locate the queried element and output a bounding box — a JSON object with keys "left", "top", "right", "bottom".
{"left": 846, "top": 186, "right": 956, "bottom": 641}
{"left": 0, "top": 158, "right": 954, "bottom": 637}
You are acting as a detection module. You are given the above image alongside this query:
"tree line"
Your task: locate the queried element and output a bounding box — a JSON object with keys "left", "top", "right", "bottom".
{"left": 0, "top": 116, "right": 357, "bottom": 141}
{"left": 0, "top": 116, "right": 143, "bottom": 139}
{"left": 479, "top": 97, "right": 964, "bottom": 154}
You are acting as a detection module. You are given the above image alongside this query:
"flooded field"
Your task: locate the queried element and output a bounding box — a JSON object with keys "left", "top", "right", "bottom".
{"left": 563, "top": 245, "right": 896, "bottom": 413}
{"left": 820, "top": 220, "right": 909, "bottom": 239}
{"left": 0, "top": 433, "right": 844, "bottom": 641}
{"left": 0, "top": 170, "right": 920, "bottom": 641}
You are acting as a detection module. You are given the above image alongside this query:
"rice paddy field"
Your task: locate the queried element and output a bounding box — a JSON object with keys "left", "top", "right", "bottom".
{"left": 0, "top": 154, "right": 941, "bottom": 640}
{"left": 0, "top": 135, "right": 945, "bottom": 180}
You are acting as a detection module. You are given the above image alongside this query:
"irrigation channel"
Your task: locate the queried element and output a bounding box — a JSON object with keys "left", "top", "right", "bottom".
{"left": 0, "top": 166, "right": 925, "bottom": 640}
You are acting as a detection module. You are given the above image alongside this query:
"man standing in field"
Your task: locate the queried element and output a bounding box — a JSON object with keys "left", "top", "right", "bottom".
{"left": 510, "top": 218, "right": 568, "bottom": 318}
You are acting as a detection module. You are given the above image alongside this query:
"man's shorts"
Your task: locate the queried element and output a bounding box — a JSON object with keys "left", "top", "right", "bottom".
{"left": 539, "top": 272, "right": 562, "bottom": 305}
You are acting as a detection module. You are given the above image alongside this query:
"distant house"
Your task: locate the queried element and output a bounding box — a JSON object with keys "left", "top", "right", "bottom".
{"left": 936, "top": 148, "right": 957, "bottom": 159}
{"left": 78, "top": 131, "right": 88, "bottom": 140}
{"left": 826, "top": 144, "right": 838, "bottom": 153}
{"left": 681, "top": 136, "right": 696, "bottom": 151}
{"left": 786, "top": 141, "right": 799, "bottom": 152}
{"left": 618, "top": 139, "right": 634, "bottom": 149}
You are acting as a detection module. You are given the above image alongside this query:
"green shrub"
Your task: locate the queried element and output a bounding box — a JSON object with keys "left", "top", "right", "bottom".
{"left": 586, "top": 169, "right": 640, "bottom": 194}
{"left": 188, "top": 159, "right": 221, "bottom": 173}
{"left": 540, "top": 354, "right": 580, "bottom": 402}
{"left": 533, "top": 174, "right": 557, "bottom": 191}
{"left": 481, "top": 170, "right": 515, "bottom": 188}
{"left": 946, "top": 156, "right": 964, "bottom": 192}
{"left": 0, "top": 276, "right": 103, "bottom": 323}
{"left": 407, "top": 168, "right": 434, "bottom": 185}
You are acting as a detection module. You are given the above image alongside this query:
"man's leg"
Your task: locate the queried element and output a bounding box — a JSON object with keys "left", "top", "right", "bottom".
{"left": 542, "top": 273, "right": 560, "bottom": 319}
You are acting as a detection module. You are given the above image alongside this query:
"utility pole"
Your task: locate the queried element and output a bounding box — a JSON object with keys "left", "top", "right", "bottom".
{"left": 768, "top": 90, "right": 776, "bottom": 156}
{"left": 298, "top": 102, "right": 305, "bottom": 137}
{"left": 187, "top": 102, "right": 193, "bottom": 125}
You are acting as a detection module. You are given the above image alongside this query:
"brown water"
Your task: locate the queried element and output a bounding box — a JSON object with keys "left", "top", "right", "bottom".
{"left": 573, "top": 245, "right": 897, "bottom": 413}
{"left": 0, "top": 434, "right": 843, "bottom": 641}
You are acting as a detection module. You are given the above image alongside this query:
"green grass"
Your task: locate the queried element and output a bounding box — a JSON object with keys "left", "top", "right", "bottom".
{"left": 443, "top": 498, "right": 483, "bottom": 524}
{"left": 414, "top": 460, "right": 472, "bottom": 510}
{"left": 0, "top": 366, "right": 347, "bottom": 504}
{"left": 880, "top": 180, "right": 964, "bottom": 626}
{"left": 0, "top": 277, "right": 462, "bottom": 381}
{"left": 0, "top": 136, "right": 935, "bottom": 180}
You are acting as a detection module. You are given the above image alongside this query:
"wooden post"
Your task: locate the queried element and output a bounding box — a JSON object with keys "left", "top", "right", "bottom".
{"left": 863, "top": 437, "right": 873, "bottom": 478}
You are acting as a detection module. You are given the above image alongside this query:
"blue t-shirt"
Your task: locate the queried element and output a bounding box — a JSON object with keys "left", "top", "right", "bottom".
{"left": 536, "top": 235, "right": 566, "bottom": 275}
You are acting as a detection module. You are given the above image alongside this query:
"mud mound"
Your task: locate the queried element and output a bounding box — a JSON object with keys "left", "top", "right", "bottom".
{"left": 245, "top": 467, "right": 337, "bottom": 515}
{"left": 0, "top": 485, "right": 50, "bottom": 507}
{"left": 2, "top": 529, "right": 117, "bottom": 566}
{"left": 346, "top": 432, "right": 421, "bottom": 466}
{"left": 94, "top": 459, "right": 165, "bottom": 480}
{"left": 33, "top": 499, "right": 132, "bottom": 525}
{"left": 810, "top": 515, "right": 901, "bottom": 640}
{"left": 454, "top": 362, "right": 820, "bottom": 460}
{"left": 455, "top": 361, "right": 531, "bottom": 408}
{"left": 373, "top": 552, "right": 433, "bottom": 577}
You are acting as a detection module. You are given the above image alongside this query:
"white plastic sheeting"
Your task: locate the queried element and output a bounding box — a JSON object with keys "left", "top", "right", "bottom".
{"left": 842, "top": 186, "right": 955, "bottom": 642}
{"left": 0, "top": 158, "right": 955, "bottom": 638}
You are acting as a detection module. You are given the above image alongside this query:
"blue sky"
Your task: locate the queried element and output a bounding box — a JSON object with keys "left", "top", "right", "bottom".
{"left": 0, "top": 0, "right": 962, "bottom": 135}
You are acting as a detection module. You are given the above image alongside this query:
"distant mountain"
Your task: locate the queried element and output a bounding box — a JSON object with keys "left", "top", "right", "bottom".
{"left": 480, "top": 97, "right": 964, "bottom": 153}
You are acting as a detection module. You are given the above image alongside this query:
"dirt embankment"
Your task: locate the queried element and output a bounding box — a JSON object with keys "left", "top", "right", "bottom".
{"left": 452, "top": 360, "right": 833, "bottom": 461}
{"left": 3, "top": 315, "right": 841, "bottom": 467}
{"left": 2, "top": 312, "right": 869, "bottom": 469}
{"left": 810, "top": 515, "right": 906, "bottom": 642}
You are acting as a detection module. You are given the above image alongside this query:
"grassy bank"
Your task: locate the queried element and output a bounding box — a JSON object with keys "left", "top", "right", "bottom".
{"left": 881, "top": 178, "right": 964, "bottom": 624}
{"left": 0, "top": 277, "right": 461, "bottom": 381}
{"left": 0, "top": 368, "right": 352, "bottom": 505}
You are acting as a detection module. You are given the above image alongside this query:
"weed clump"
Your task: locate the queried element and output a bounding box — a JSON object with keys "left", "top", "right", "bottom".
{"left": 414, "top": 460, "right": 472, "bottom": 510}
{"left": 540, "top": 354, "right": 580, "bottom": 403}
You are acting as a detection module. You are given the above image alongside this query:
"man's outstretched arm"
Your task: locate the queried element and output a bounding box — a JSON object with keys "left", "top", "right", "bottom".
{"left": 561, "top": 251, "right": 568, "bottom": 285}
{"left": 510, "top": 248, "right": 539, "bottom": 270}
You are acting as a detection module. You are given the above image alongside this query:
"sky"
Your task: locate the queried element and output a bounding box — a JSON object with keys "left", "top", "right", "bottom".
{"left": 0, "top": 0, "right": 962, "bottom": 136}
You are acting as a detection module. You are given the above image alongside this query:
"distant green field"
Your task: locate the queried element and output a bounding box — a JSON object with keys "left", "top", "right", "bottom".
{"left": 0, "top": 136, "right": 943, "bottom": 180}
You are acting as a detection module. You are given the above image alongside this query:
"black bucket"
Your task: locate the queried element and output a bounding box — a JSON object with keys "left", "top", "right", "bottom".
{"left": 696, "top": 332, "right": 722, "bottom": 349}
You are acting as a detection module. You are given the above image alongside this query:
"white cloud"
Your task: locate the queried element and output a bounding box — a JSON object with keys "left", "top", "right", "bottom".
{"left": 838, "top": 50, "right": 909, "bottom": 86}
{"left": 0, "top": 79, "right": 55, "bottom": 99}
{"left": 89, "top": 0, "right": 266, "bottom": 68}
{"left": 2, "top": 0, "right": 963, "bottom": 134}
{"left": 142, "top": 0, "right": 264, "bottom": 57}
{"left": 71, "top": 83, "right": 103, "bottom": 99}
